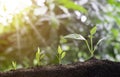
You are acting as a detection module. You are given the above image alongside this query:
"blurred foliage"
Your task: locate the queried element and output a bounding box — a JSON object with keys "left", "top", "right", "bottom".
{"left": 0, "top": 0, "right": 120, "bottom": 71}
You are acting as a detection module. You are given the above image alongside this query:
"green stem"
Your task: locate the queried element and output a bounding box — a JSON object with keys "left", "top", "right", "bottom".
{"left": 90, "top": 35, "right": 94, "bottom": 57}
{"left": 59, "top": 54, "right": 61, "bottom": 64}
{"left": 90, "top": 35, "right": 93, "bottom": 52}
{"left": 91, "top": 51, "right": 94, "bottom": 57}
{"left": 85, "top": 40, "right": 91, "bottom": 53}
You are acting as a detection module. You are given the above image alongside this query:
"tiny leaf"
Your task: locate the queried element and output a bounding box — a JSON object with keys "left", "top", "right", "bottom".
{"left": 96, "top": 38, "right": 105, "bottom": 46}
{"left": 58, "top": 46, "right": 62, "bottom": 54}
{"left": 12, "top": 61, "right": 17, "bottom": 70}
{"left": 94, "top": 38, "right": 105, "bottom": 51}
{"left": 37, "top": 47, "right": 40, "bottom": 52}
{"left": 36, "top": 48, "right": 40, "bottom": 62}
{"left": 61, "top": 52, "right": 66, "bottom": 59}
{"left": 64, "top": 34, "right": 86, "bottom": 40}
{"left": 90, "top": 26, "right": 97, "bottom": 35}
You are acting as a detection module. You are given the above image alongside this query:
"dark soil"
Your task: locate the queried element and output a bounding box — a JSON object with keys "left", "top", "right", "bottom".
{"left": 0, "top": 57, "right": 120, "bottom": 77}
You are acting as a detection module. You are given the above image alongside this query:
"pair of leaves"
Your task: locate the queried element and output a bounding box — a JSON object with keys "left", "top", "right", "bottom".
{"left": 12, "top": 61, "right": 17, "bottom": 70}
{"left": 58, "top": 46, "right": 66, "bottom": 59}
{"left": 35, "top": 48, "right": 45, "bottom": 65}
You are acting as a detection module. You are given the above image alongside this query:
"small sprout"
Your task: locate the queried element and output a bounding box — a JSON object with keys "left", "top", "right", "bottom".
{"left": 12, "top": 61, "right": 17, "bottom": 70}
{"left": 57, "top": 46, "right": 66, "bottom": 64}
{"left": 65, "top": 26, "right": 103, "bottom": 57}
{"left": 34, "top": 47, "right": 45, "bottom": 66}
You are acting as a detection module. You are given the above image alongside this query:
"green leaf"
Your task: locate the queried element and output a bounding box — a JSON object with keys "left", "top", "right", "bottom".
{"left": 61, "top": 52, "right": 66, "bottom": 59}
{"left": 37, "top": 47, "right": 40, "bottom": 52}
{"left": 94, "top": 38, "right": 105, "bottom": 51}
{"left": 12, "top": 61, "right": 17, "bottom": 70}
{"left": 114, "top": 16, "right": 120, "bottom": 26}
{"left": 107, "top": 0, "right": 116, "bottom": 4}
{"left": 64, "top": 34, "right": 86, "bottom": 40}
{"left": 36, "top": 48, "right": 40, "bottom": 62}
{"left": 90, "top": 26, "right": 97, "bottom": 35}
{"left": 111, "top": 29, "right": 119, "bottom": 38}
{"left": 57, "top": 0, "right": 87, "bottom": 14}
{"left": 58, "top": 46, "right": 62, "bottom": 54}
{"left": 96, "top": 38, "right": 105, "bottom": 46}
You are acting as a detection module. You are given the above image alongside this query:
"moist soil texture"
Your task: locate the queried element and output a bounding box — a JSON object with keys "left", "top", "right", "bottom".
{"left": 0, "top": 57, "right": 120, "bottom": 77}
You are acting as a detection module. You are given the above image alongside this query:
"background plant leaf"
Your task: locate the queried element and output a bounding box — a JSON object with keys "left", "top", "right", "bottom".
{"left": 57, "top": 0, "right": 87, "bottom": 14}
{"left": 64, "top": 34, "right": 86, "bottom": 40}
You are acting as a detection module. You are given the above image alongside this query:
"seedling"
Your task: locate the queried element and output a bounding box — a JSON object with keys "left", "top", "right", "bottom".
{"left": 65, "top": 26, "right": 103, "bottom": 57}
{"left": 34, "top": 47, "right": 45, "bottom": 66}
{"left": 12, "top": 61, "right": 17, "bottom": 70}
{"left": 57, "top": 46, "right": 66, "bottom": 64}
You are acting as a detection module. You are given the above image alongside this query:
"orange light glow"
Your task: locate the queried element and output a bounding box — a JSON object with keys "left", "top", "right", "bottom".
{"left": 0, "top": 0, "right": 32, "bottom": 26}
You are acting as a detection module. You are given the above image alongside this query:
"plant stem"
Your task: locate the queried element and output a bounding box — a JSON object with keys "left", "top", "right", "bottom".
{"left": 90, "top": 35, "right": 93, "bottom": 52}
{"left": 90, "top": 35, "right": 94, "bottom": 57}
{"left": 85, "top": 40, "right": 91, "bottom": 53}
{"left": 59, "top": 54, "right": 61, "bottom": 64}
{"left": 91, "top": 51, "right": 94, "bottom": 57}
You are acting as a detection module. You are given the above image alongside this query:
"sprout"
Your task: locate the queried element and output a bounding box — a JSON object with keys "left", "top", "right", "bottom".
{"left": 65, "top": 26, "right": 103, "bottom": 57}
{"left": 12, "top": 61, "right": 17, "bottom": 70}
{"left": 57, "top": 46, "right": 66, "bottom": 64}
{"left": 34, "top": 47, "right": 45, "bottom": 66}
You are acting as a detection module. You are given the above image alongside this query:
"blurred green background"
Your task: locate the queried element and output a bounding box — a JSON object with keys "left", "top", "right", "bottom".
{"left": 0, "top": 0, "right": 120, "bottom": 71}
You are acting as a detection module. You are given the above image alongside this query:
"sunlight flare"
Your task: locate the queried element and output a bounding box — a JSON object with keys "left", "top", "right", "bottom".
{"left": 0, "top": 0, "right": 32, "bottom": 26}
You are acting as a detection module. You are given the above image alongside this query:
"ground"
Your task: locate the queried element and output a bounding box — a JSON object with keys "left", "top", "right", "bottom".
{"left": 0, "top": 57, "right": 120, "bottom": 77}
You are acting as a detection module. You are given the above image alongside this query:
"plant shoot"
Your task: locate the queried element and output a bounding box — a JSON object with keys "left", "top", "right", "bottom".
{"left": 65, "top": 26, "right": 102, "bottom": 57}
{"left": 57, "top": 46, "right": 66, "bottom": 64}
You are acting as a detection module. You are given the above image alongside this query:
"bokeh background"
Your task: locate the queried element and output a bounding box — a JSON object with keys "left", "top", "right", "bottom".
{"left": 0, "top": 0, "right": 120, "bottom": 71}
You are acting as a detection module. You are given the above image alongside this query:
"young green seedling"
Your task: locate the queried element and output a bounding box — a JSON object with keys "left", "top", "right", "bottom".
{"left": 65, "top": 26, "right": 102, "bottom": 57}
{"left": 12, "top": 61, "right": 17, "bottom": 70}
{"left": 57, "top": 46, "right": 66, "bottom": 64}
{"left": 34, "top": 47, "right": 45, "bottom": 66}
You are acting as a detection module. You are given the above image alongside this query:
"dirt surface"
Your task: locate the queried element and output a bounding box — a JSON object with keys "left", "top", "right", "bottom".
{"left": 0, "top": 57, "right": 120, "bottom": 77}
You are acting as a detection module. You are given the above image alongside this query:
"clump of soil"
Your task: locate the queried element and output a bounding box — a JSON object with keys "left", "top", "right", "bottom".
{"left": 0, "top": 57, "right": 120, "bottom": 77}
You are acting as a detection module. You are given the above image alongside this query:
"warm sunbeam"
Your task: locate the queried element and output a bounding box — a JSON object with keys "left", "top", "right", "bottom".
{"left": 0, "top": 0, "right": 32, "bottom": 26}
